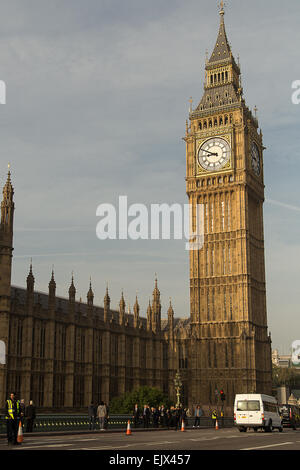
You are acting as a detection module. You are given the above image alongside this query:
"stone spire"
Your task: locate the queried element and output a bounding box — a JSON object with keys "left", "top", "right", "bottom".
{"left": 168, "top": 298, "right": 174, "bottom": 338}
{"left": 119, "top": 291, "right": 125, "bottom": 326}
{"left": 68, "top": 273, "right": 76, "bottom": 302}
{"left": 193, "top": 3, "right": 242, "bottom": 115}
{"left": 48, "top": 268, "right": 56, "bottom": 298}
{"left": 26, "top": 260, "right": 35, "bottom": 311}
{"left": 168, "top": 298, "right": 174, "bottom": 319}
{"left": 208, "top": 1, "right": 231, "bottom": 65}
{"left": 104, "top": 283, "right": 110, "bottom": 322}
{"left": 26, "top": 260, "right": 35, "bottom": 294}
{"left": 48, "top": 268, "right": 56, "bottom": 311}
{"left": 152, "top": 276, "right": 161, "bottom": 333}
{"left": 49, "top": 268, "right": 56, "bottom": 294}
{"left": 133, "top": 295, "right": 140, "bottom": 328}
{"left": 1, "top": 165, "right": 14, "bottom": 230}
{"left": 87, "top": 278, "right": 94, "bottom": 307}
{"left": 152, "top": 276, "right": 160, "bottom": 302}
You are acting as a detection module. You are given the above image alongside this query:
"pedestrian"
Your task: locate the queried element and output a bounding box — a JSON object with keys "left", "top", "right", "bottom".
{"left": 152, "top": 407, "right": 160, "bottom": 428}
{"left": 88, "top": 402, "right": 96, "bottom": 430}
{"left": 168, "top": 407, "right": 175, "bottom": 428}
{"left": 174, "top": 406, "right": 182, "bottom": 431}
{"left": 142, "top": 404, "right": 150, "bottom": 428}
{"left": 159, "top": 405, "right": 166, "bottom": 428}
{"left": 5, "top": 392, "right": 20, "bottom": 446}
{"left": 212, "top": 408, "right": 218, "bottom": 426}
{"left": 19, "top": 398, "right": 25, "bottom": 428}
{"left": 97, "top": 401, "right": 107, "bottom": 431}
{"left": 25, "top": 400, "right": 36, "bottom": 433}
{"left": 132, "top": 403, "right": 140, "bottom": 428}
{"left": 193, "top": 405, "right": 203, "bottom": 428}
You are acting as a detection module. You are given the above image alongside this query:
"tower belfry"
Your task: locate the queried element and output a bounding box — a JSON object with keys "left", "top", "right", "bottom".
{"left": 185, "top": 5, "right": 272, "bottom": 404}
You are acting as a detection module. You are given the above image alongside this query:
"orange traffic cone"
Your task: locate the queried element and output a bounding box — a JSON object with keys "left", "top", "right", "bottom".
{"left": 181, "top": 420, "right": 185, "bottom": 432}
{"left": 17, "top": 421, "right": 23, "bottom": 443}
{"left": 126, "top": 420, "right": 132, "bottom": 435}
{"left": 215, "top": 419, "right": 219, "bottom": 431}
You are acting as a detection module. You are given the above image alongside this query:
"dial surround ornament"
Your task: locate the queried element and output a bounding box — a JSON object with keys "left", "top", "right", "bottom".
{"left": 251, "top": 142, "right": 261, "bottom": 176}
{"left": 198, "top": 137, "right": 231, "bottom": 172}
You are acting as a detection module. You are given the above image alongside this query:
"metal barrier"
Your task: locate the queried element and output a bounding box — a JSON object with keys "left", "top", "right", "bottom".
{"left": 0, "top": 414, "right": 234, "bottom": 434}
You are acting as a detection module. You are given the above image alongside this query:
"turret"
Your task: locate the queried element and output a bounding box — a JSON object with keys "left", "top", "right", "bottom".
{"left": 68, "top": 274, "right": 76, "bottom": 313}
{"left": 119, "top": 291, "right": 125, "bottom": 326}
{"left": 1, "top": 166, "right": 14, "bottom": 232}
{"left": 0, "top": 167, "right": 14, "bottom": 300}
{"left": 87, "top": 278, "right": 94, "bottom": 308}
{"left": 133, "top": 295, "right": 140, "bottom": 328}
{"left": 104, "top": 284, "right": 110, "bottom": 322}
{"left": 26, "top": 261, "right": 35, "bottom": 295}
{"left": 168, "top": 298, "right": 174, "bottom": 336}
{"left": 48, "top": 268, "right": 56, "bottom": 311}
{"left": 151, "top": 277, "right": 161, "bottom": 334}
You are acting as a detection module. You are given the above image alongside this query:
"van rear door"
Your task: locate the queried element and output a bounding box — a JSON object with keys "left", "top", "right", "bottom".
{"left": 236, "top": 399, "right": 249, "bottom": 425}
{"left": 247, "top": 400, "right": 261, "bottom": 425}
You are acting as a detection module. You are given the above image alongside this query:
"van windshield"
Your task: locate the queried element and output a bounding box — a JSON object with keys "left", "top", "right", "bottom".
{"left": 237, "top": 400, "right": 260, "bottom": 411}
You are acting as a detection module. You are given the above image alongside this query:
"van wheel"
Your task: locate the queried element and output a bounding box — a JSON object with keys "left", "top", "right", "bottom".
{"left": 265, "top": 421, "right": 273, "bottom": 432}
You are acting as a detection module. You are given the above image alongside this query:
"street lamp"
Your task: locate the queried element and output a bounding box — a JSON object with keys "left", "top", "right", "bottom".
{"left": 174, "top": 371, "right": 183, "bottom": 408}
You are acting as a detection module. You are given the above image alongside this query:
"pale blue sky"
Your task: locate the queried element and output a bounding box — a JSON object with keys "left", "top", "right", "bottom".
{"left": 1, "top": 0, "right": 300, "bottom": 353}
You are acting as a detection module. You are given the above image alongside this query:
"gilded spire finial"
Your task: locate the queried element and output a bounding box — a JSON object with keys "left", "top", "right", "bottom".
{"left": 218, "top": 0, "right": 225, "bottom": 21}
{"left": 6, "top": 163, "right": 11, "bottom": 183}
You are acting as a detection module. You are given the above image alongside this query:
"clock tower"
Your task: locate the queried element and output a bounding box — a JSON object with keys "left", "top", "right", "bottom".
{"left": 185, "top": 4, "right": 272, "bottom": 405}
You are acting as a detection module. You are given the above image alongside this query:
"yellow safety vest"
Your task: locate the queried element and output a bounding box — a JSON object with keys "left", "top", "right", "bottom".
{"left": 5, "top": 399, "right": 19, "bottom": 419}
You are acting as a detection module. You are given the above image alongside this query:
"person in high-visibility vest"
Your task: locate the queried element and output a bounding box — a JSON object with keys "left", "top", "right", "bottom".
{"left": 5, "top": 392, "right": 20, "bottom": 446}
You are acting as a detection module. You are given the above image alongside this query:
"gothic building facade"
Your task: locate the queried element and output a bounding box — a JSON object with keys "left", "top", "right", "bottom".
{"left": 0, "top": 5, "right": 272, "bottom": 412}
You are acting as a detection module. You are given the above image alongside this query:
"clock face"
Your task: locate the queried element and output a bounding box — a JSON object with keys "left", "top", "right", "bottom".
{"left": 251, "top": 142, "right": 261, "bottom": 176}
{"left": 198, "top": 137, "right": 231, "bottom": 172}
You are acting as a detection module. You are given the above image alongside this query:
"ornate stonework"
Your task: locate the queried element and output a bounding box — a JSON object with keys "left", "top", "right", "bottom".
{"left": 184, "top": 5, "right": 272, "bottom": 405}
{"left": 0, "top": 6, "right": 272, "bottom": 412}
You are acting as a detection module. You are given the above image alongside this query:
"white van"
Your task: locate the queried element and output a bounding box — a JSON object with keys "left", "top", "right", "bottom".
{"left": 234, "top": 394, "right": 283, "bottom": 433}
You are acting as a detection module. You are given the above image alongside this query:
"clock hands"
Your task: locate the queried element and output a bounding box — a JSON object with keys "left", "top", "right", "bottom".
{"left": 202, "top": 149, "right": 219, "bottom": 157}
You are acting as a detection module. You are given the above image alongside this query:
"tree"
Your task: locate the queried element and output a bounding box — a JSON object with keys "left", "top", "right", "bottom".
{"left": 109, "top": 386, "right": 172, "bottom": 414}
{"left": 272, "top": 364, "right": 300, "bottom": 388}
